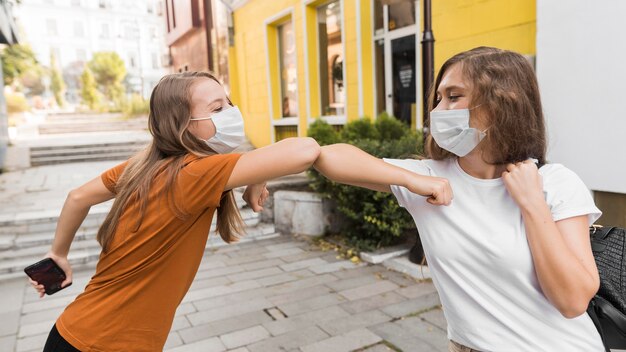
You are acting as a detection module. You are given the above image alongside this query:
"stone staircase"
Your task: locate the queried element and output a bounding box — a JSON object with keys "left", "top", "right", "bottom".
{"left": 0, "top": 189, "right": 280, "bottom": 282}
{"left": 29, "top": 140, "right": 149, "bottom": 166}
{"left": 38, "top": 113, "right": 148, "bottom": 134}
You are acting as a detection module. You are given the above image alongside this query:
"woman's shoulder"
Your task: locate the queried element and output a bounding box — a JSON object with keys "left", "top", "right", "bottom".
{"left": 539, "top": 163, "right": 588, "bottom": 191}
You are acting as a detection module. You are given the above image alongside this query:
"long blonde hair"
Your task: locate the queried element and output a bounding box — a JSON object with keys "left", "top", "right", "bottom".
{"left": 97, "top": 72, "right": 244, "bottom": 252}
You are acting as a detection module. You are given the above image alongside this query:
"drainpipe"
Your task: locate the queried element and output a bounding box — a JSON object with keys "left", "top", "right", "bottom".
{"left": 204, "top": 0, "right": 214, "bottom": 71}
{"left": 421, "top": 0, "right": 434, "bottom": 134}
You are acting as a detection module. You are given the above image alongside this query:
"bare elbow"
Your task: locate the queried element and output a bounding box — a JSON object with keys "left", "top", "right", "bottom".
{"left": 67, "top": 188, "right": 86, "bottom": 205}
{"left": 300, "top": 137, "right": 321, "bottom": 166}
{"left": 557, "top": 297, "right": 592, "bottom": 319}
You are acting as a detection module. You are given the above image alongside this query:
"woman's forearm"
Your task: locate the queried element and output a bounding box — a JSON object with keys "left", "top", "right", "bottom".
{"left": 522, "top": 203, "right": 599, "bottom": 318}
{"left": 50, "top": 190, "right": 92, "bottom": 257}
{"left": 313, "top": 144, "right": 410, "bottom": 190}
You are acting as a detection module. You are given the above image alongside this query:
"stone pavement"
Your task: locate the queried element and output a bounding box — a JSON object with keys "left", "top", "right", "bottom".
{"left": 2, "top": 235, "right": 447, "bottom": 352}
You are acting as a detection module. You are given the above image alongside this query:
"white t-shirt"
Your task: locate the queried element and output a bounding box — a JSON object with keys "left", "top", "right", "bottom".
{"left": 384, "top": 157, "right": 604, "bottom": 352}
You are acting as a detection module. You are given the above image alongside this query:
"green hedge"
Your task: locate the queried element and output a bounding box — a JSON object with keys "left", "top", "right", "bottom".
{"left": 308, "top": 113, "right": 423, "bottom": 251}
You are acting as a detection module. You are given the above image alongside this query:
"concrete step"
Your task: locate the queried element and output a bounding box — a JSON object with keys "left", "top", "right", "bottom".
{"left": 0, "top": 222, "right": 279, "bottom": 281}
{"left": 31, "top": 152, "right": 140, "bottom": 166}
{"left": 0, "top": 207, "right": 259, "bottom": 251}
{"left": 39, "top": 120, "right": 148, "bottom": 134}
{"left": 30, "top": 144, "right": 147, "bottom": 158}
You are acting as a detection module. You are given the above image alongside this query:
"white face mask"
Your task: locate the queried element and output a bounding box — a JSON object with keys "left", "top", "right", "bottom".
{"left": 429, "top": 108, "right": 486, "bottom": 157}
{"left": 190, "top": 106, "right": 246, "bottom": 154}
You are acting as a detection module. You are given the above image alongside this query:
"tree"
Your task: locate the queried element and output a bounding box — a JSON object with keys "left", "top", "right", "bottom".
{"left": 80, "top": 66, "right": 99, "bottom": 110}
{"left": 0, "top": 44, "right": 39, "bottom": 86}
{"left": 87, "top": 52, "right": 126, "bottom": 102}
{"left": 49, "top": 53, "right": 66, "bottom": 107}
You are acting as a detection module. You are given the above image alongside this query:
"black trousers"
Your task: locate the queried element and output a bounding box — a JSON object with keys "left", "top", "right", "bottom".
{"left": 43, "top": 325, "right": 80, "bottom": 352}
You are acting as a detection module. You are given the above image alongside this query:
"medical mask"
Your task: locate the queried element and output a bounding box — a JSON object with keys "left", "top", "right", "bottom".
{"left": 429, "top": 107, "right": 486, "bottom": 157}
{"left": 190, "top": 106, "right": 246, "bottom": 154}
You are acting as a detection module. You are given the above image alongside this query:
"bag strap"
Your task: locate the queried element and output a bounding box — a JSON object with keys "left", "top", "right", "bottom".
{"left": 588, "top": 298, "right": 610, "bottom": 352}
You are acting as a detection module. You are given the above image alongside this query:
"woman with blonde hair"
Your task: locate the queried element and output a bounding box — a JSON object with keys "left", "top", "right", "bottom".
{"left": 313, "top": 47, "right": 604, "bottom": 351}
{"left": 32, "top": 71, "right": 449, "bottom": 351}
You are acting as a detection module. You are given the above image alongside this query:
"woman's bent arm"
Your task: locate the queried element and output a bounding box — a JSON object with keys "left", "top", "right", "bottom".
{"left": 226, "top": 137, "right": 321, "bottom": 190}
{"left": 313, "top": 143, "right": 453, "bottom": 205}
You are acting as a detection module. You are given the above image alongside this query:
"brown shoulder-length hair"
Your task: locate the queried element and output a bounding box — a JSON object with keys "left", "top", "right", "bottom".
{"left": 426, "top": 46, "right": 546, "bottom": 165}
{"left": 97, "top": 71, "right": 244, "bottom": 252}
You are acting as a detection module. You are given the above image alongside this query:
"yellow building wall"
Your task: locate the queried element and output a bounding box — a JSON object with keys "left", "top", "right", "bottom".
{"left": 432, "top": 0, "right": 536, "bottom": 71}
{"left": 229, "top": 0, "right": 535, "bottom": 147}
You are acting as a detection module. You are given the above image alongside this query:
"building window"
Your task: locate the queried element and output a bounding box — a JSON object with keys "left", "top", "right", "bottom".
{"left": 147, "top": 1, "right": 154, "bottom": 14}
{"left": 151, "top": 53, "right": 159, "bottom": 69}
{"left": 99, "top": 0, "right": 107, "bottom": 9}
{"left": 47, "top": 19, "right": 58, "bottom": 36}
{"left": 72, "top": 0, "right": 81, "bottom": 6}
{"left": 388, "top": 0, "right": 415, "bottom": 31}
{"left": 278, "top": 21, "right": 298, "bottom": 117}
{"left": 74, "top": 21, "right": 84, "bottom": 37}
{"left": 317, "top": 1, "right": 344, "bottom": 116}
{"left": 157, "top": 1, "right": 163, "bottom": 16}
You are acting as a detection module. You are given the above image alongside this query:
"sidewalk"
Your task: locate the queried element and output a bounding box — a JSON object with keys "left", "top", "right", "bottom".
{"left": 0, "top": 160, "right": 448, "bottom": 352}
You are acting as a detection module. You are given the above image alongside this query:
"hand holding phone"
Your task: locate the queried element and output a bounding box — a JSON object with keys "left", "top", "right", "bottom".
{"left": 24, "top": 257, "right": 72, "bottom": 296}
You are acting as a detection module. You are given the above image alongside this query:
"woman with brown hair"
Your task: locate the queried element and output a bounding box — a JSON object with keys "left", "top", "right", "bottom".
{"left": 31, "top": 71, "right": 448, "bottom": 351}
{"left": 313, "top": 47, "right": 604, "bottom": 350}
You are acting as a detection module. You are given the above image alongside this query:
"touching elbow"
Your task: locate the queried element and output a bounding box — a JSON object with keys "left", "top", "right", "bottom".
{"left": 300, "top": 137, "right": 321, "bottom": 166}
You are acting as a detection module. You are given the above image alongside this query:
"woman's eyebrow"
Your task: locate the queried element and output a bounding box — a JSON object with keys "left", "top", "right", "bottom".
{"left": 437, "top": 84, "right": 465, "bottom": 95}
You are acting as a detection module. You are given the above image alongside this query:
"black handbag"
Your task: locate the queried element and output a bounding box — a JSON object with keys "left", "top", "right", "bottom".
{"left": 587, "top": 225, "right": 626, "bottom": 351}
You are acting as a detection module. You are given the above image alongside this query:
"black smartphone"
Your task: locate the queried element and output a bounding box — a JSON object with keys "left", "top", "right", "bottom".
{"left": 24, "top": 258, "right": 72, "bottom": 295}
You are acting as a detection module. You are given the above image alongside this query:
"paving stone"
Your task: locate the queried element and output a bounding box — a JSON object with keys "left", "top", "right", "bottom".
{"left": 219, "top": 325, "right": 270, "bottom": 349}
{"left": 361, "top": 343, "right": 396, "bottom": 352}
{"left": 192, "top": 287, "right": 266, "bottom": 312}
{"left": 279, "top": 258, "right": 328, "bottom": 272}
{"left": 18, "top": 319, "right": 54, "bottom": 338}
{"left": 262, "top": 273, "right": 338, "bottom": 296}
{"left": 380, "top": 292, "right": 441, "bottom": 318}
{"left": 0, "top": 335, "right": 16, "bottom": 352}
{"left": 19, "top": 307, "right": 64, "bottom": 325}
{"left": 318, "top": 310, "right": 392, "bottom": 336}
{"left": 222, "top": 254, "right": 269, "bottom": 266}
{"left": 339, "top": 280, "right": 399, "bottom": 301}
{"left": 278, "top": 293, "right": 346, "bottom": 317}
{"left": 15, "top": 333, "right": 47, "bottom": 352}
{"left": 164, "top": 332, "right": 184, "bottom": 349}
{"left": 246, "top": 326, "right": 329, "bottom": 352}
{"left": 300, "top": 328, "right": 382, "bottom": 352}
{"left": 182, "top": 280, "right": 261, "bottom": 303}
{"left": 369, "top": 322, "right": 440, "bottom": 352}
{"left": 171, "top": 316, "right": 191, "bottom": 332}
{"left": 188, "top": 276, "right": 232, "bottom": 291}
{"left": 226, "top": 267, "right": 284, "bottom": 282}
{"left": 194, "top": 265, "right": 246, "bottom": 281}
{"left": 241, "top": 258, "right": 285, "bottom": 271}
{"left": 21, "top": 294, "right": 75, "bottom": 314}
{"left": 224, "top": 246, "right": 268, "bottom": 258}
{"left": 186, "top": 298, "right": 273, "bottom": 326}
{"left": 0, "top": 309, "right": 21, "bottom": 337}
{"left": 178, "top": 311, "right": 271, "bottom": 344}
{"left": 279, "top": 250, "right": 327, "bottom": 263}
{"left": 396, "top": 282, "right": 438, "bottom": 299}
{"left": 267, "top": 284, "right": 331, "bottom": 305}
{"left": 310, "top": 260, "right": 365, "bottom": 274}
{"left": 175, "top": 302, "right": 197, "bottom": 317}
{"left": 420, "top": 307, "right": 448, "bottom": 331}
{"left": 395, "top": 316, "right": 448, "bottom": 351}
{"left": 263, "top": 306, "right": 350, "bottom": 336}
{"left": 166, "top": 336, "right": 226, "bottom": 352}
{"left": 340, "top": 291, "right": 407, "bottom": 315}
{"left": 257, "top": 269, "right": 314, "bottom": 287}
{"left": 325, "top": 275, "right": 380, "bottom": 292}
{"left": 264, "top": 241, "right": 304, "bottom": 252}
{"left": 262, "top": 247, "right": 304, "bottom": 259}
{"left": 331, "top": 265, "right": 385, "bottom": 280}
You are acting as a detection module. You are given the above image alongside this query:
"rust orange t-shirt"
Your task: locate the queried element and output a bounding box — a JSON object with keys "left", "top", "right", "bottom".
{"left": 56, "top": 153, "right": 241, "bottom": 351}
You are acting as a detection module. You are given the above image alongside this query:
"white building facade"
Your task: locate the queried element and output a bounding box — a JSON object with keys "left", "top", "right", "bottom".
{"left": 537, "top": 0, "right": 626, "bottom": 226}
{"left": 13, "top": 0, "right": 169, "bottom": 102}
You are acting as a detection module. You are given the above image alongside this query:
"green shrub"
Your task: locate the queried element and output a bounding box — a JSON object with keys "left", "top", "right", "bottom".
{"left": 5, "top": 92, "right": 29, "bottom": 114}
{"left": 308, "top": 115, "right": 423, "bottom": 251}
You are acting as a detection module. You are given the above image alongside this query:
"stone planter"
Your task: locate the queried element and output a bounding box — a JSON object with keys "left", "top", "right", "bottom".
{"left": 273, "top": 190, "right": 329, "bottom": 236}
